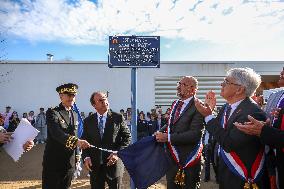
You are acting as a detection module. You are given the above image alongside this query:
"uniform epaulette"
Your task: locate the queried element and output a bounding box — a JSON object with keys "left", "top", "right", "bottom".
{"left": 66, "top": 135, "right": 78, "bottom": 150}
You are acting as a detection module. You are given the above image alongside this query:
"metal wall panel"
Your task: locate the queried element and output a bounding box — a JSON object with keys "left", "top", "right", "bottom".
{"left": 155, "top": 76, "right": 226, "bottom": 107}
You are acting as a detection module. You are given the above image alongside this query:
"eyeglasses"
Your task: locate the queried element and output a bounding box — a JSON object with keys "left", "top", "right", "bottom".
{"left": 222, "top": 79, "right": 241, "bottom": 86}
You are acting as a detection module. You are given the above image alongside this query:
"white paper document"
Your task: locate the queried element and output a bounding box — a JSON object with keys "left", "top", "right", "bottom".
{"left": 3, "top": 118, "right": 39, "bottom": 161}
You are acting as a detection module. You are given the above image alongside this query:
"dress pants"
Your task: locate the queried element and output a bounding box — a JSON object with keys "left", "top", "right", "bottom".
{"left": 42, "top": 169, "right": 73, "bottom": 189}
{"left": 90, "top": 164, "right": 122, "bottom": 189}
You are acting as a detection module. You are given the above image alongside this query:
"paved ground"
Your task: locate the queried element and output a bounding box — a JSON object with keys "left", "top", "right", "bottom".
{"left": 0, "top": 144, "right": 219, "bottom": 189}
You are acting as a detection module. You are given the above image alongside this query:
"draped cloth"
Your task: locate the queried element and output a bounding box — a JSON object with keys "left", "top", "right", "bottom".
{"left": 117, "top": 136, "right": 174, "bottom": 189}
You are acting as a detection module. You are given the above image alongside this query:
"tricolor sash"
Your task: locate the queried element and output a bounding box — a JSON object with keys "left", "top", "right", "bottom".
{"left": 220, "top": 105, "right": 265, "bottom": 188}
{"left": 166, "top": 100, "right": 203, "bottom": 186}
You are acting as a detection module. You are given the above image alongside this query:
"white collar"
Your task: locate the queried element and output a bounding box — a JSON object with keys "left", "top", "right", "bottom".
{"left": 229, "top": 99, "right": 244, "bottom": 109}
{"left": 180, "top": 96, "right": 193, "bottom": 105}
{"left": 97, "top": 111, "right": 107, "bottom": 118}
{"left": 64, "top": 106, "right": 72, "bottom": 111}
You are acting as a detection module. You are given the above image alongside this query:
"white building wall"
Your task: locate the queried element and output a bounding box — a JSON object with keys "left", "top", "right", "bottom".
{"left": 0, "top": 61, "right": 283, "bottom": 116}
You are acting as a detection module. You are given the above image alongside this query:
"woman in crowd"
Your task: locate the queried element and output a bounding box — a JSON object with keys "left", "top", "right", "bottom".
{"left": 7, "top": 111, "right": 20, "bottom": 132}
{"left": 27, "top": 111, "right": 35, "bottom": 126}
{"left": 137, "top": 112, "right": 149, "bottom": 140}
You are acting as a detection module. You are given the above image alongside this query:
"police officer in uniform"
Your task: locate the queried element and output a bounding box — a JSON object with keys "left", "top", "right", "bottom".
{"left": 42, "top": 83, "right": 91, "bottom": 189}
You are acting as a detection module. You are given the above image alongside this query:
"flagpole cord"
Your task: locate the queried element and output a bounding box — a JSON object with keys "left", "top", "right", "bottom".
{"left": 90, "top": 145, "right": 118, "bottom": 153}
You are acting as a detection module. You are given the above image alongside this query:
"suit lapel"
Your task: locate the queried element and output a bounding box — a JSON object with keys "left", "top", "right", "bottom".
{"left": 102, "top": 111, "right": 113, "bottom": 140}
{"left": 58, "top": 104, "right": 70, "bottom": 125}
{"left": 92, "top": 113, "right": 101, "bottom": 140}
{"left": 227, "top": 98, "right": 250, "bottom": 128}
{"left": 174, "top": 98, "right": 194, "bottom": 124}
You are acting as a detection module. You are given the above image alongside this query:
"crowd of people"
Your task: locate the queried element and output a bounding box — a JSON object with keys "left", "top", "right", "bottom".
{"left": 0, "top": 105, "right": 169, "bottom": 144}
{"left": 0, "top": 66, "right": 284, "bottom": 189}
{"left": 0, "top": 106, "right": 47, "bottom": 144}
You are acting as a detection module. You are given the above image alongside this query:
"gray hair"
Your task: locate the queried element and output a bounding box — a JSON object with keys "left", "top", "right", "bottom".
{"left": 227, "top": 68, "right": 261, "bottom": 97}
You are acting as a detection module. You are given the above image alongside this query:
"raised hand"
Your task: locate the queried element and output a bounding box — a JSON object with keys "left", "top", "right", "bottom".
{"left": 194, "top": 98, "right": 213, "bottom": 117}
{"left": 205, "top": 90, "right": 216, "bottom": 110}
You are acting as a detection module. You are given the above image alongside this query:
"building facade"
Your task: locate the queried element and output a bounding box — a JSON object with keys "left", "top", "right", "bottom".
{"left": 0, "top": 61, "right": 282, "bottom": 116}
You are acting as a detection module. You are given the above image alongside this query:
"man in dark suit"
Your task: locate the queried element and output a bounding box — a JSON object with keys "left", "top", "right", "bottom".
{"left": 155, "top": 76, "right": 204, "bottom": 189}
{"left": 82, "top": 91, "right": 131, "bottom": 189}
{"left": 235, "top": 67, "right": 284, "bottom": 188}
{"left": 195, "top": 68, "right": 267, "bottom": 189}
{"left": 42, "top": 83, "right": 91, "bottom": 189}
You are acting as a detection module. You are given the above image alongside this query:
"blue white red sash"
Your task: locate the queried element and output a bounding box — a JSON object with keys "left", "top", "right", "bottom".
{"left": 166, "top": 100, "right": 203, "bottom": 169}
{"left": 220, "top": 105, "right": 265, "bottom": 184}
{"left": 220, "top": 147, "right": 264, "bottom": 183}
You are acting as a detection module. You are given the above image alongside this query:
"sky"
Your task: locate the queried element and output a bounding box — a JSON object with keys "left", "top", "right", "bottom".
{"left": 1, "top": 0, "right": 284, "bottom": 61}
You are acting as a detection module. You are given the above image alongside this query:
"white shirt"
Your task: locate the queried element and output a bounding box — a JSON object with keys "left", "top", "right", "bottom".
{"left": 64, "top": 107, "right": 73, "bottom": 122}
{"left": 180, "top": 96, "right": 193, "bottom": 114}
{"left": 84, "top": 111, "right": 107, "bottom": 163}
{"left": 97, "top": 112, "right": 107, "bottom": 134}
{"left": 169, "top": 96, "right": 193, "bottom": 142}
{"left": 205, "top": 99, "right": 244, "bottom": 124}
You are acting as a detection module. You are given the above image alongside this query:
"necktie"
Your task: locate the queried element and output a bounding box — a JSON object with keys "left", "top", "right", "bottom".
{"left": 98, "top": 115, "right": 104, "bottom": 138}
{"left": 173, "top": 101, "right": 184, "bottom": 123}
{"left": 224, "top": 105, "right": 231, "bottom": 129}
{"left": 68, "top": 110, "right": 74, "bottom": 125}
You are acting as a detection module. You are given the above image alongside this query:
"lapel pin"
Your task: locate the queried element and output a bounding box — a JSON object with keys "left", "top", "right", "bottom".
{"left": 236, "top": 109, "right": 242, "bottom": 114}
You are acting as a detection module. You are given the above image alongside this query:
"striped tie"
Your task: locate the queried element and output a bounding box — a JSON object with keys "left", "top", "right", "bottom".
{"left": 98, "top": 115, "right": 104, "bottom": 138}
{"left": 224, "top": 105, "right": 231, "bottom": 129}
{"left": 173, "top": 101, "right": 184, "bottom": 123}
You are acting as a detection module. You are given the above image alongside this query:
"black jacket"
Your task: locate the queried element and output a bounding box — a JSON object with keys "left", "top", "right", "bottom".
{"left": 81, "top": 111, "right": 131, "bottom": 179}
{"left": 260, "top": 108, "right": 284, "bottom": 148}
{"left": 206, "top": 97, "right": 267, "bottom": 189}
{"left": 42, "top": 103, "right": 79, "bottom": 171}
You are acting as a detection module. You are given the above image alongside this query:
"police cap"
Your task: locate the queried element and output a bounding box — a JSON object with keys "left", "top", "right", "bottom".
{"left": 56, "top": 83, "right": 78, "bottom": 94}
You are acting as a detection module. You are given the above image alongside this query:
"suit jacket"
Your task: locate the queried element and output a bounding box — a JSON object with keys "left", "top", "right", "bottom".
{"left": 160, "top": 97, "right": 204, "bottom": 188}
{"left": 261, "top": 108, "right": 284, "bottom": 148}
{"left": 206, "top": 97, "right": 267, "bottom": 189}
{"left": 43, "top": 103, "right": 79, "bottom": 171}
{"left": 265, "top": 90, "right": 284, "bottom": 119}
{"left": 161, "top": 98, "right": 204, "bottom": 163}
{"left": 81, "top": 111, "right": 131, "bottom": 179}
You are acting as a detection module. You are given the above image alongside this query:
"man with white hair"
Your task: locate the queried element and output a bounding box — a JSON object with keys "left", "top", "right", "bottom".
{"left": 195, "top": 68, "right": 267, "bottom": 189}
{"left": 235, "top": 67, "right": 284, "bottom": 188}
